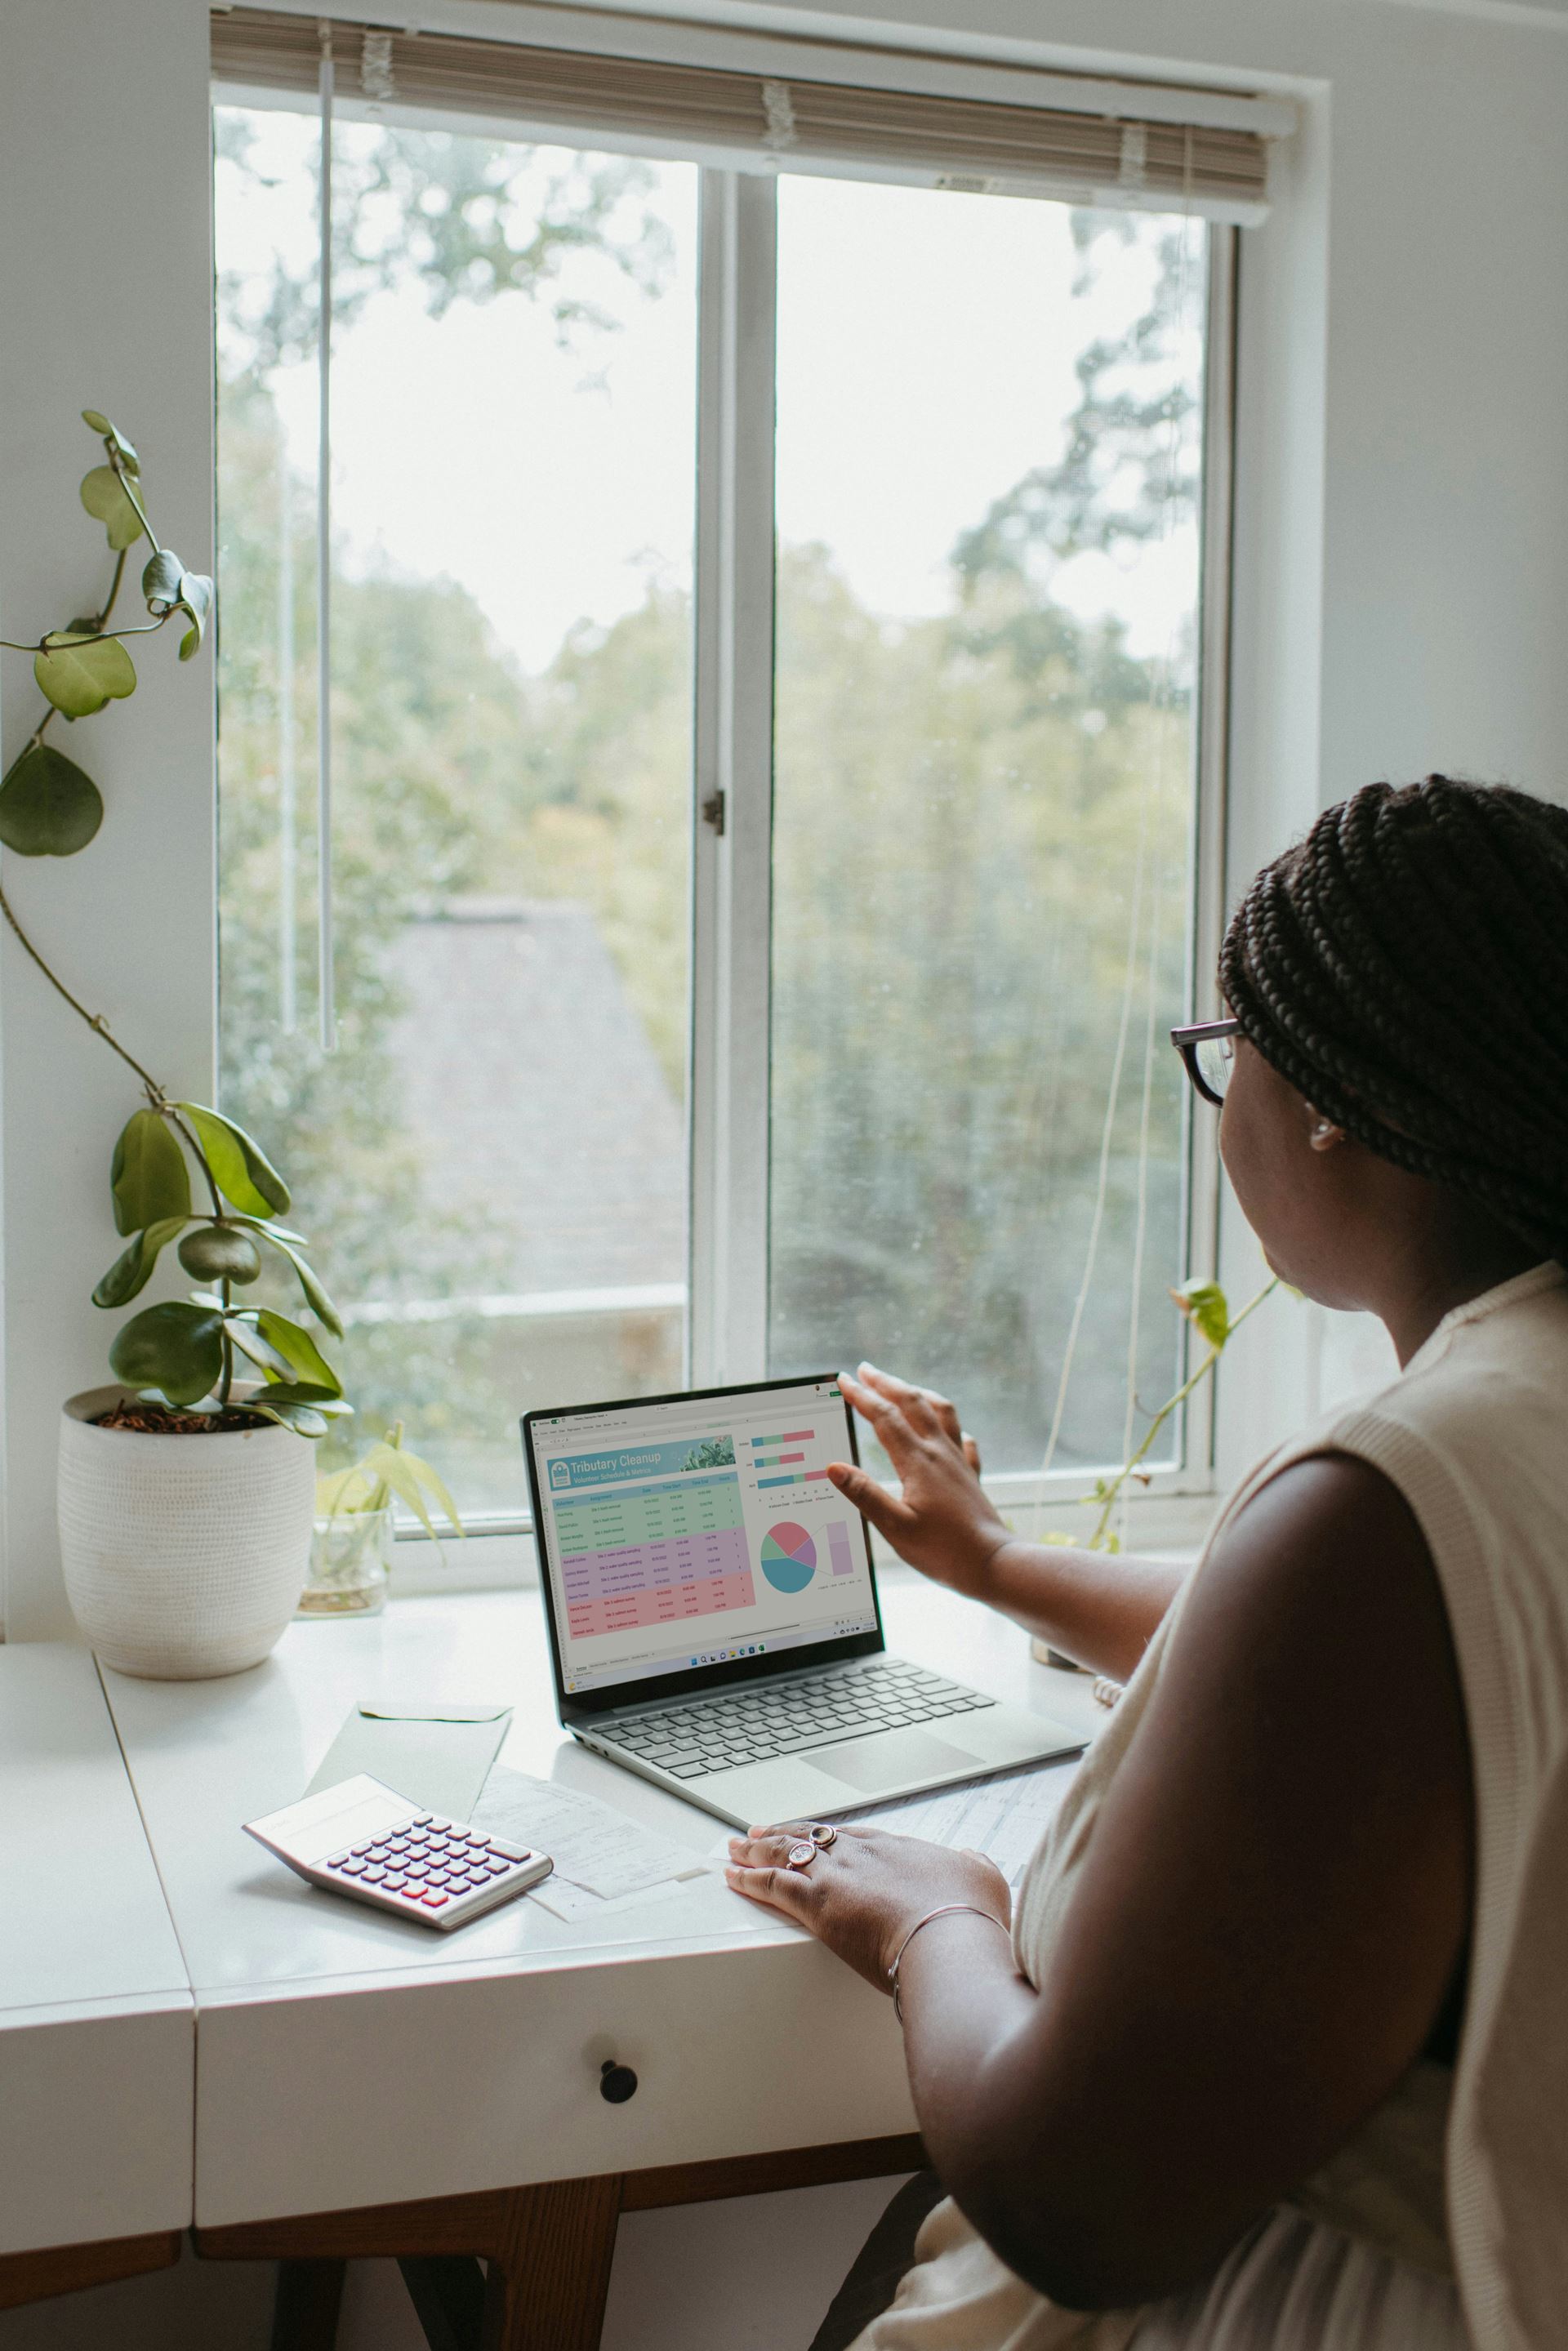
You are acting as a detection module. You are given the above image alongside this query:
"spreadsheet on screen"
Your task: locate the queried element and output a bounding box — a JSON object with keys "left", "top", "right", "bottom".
{"left": 530, "top": 1383, "right": 878, "bottom": 1695}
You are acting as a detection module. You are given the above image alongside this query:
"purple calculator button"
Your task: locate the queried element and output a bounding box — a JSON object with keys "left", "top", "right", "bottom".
{"left": 336, "top": 1859, "right": 365, "bottom": 1876}
{"left": 359, "top": 1865, "right": 387, "bottom": 1883}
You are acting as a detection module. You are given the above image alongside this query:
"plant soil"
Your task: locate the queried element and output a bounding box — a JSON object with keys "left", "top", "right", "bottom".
{"left": 95, "top": 1402, "right": 262, "bottom": 1436}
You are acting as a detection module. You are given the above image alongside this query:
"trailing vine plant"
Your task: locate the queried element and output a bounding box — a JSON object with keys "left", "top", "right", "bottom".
{"left": 1043, "top": 1275, "right": 1280, "bottom": 1703}
{"left": 0, "top": 412, "right": 349, "bottom": 1438}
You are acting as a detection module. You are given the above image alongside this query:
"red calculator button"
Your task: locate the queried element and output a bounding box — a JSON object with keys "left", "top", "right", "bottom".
{"left": 399, "top": 1880, "right": 427, "bottom": 1899}
{"left": 421, "top": 1890, "right": 449, "bottom": 1908}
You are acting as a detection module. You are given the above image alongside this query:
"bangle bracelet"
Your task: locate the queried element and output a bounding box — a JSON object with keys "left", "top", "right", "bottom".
{"left": 888, "top": 1903, "right": 1011, "bottom": 2022}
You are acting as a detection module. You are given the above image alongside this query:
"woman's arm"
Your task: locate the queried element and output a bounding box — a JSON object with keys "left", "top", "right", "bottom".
{"left": 728, "top": 1453, "right": 1473, "bottom": 2310}
{"left": 830, "top": 1365, "right": 1180, "bottom": 1681}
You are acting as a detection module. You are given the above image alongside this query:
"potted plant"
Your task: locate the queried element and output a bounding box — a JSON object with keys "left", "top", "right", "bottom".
{"left": 3, "top": 412, "right": 351, "bottom": 1677}
{"left": 302, "top": 1423, "right": 463, "bottom": 1618}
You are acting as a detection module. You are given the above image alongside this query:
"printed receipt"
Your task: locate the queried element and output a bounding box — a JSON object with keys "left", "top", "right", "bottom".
{"left": 471, "top": 1765, "right": 714, "bottom": 1923}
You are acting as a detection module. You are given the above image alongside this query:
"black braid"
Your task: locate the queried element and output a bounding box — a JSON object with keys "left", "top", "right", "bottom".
{"left": 1218, "top": 776, "right": 1568, "bottom": 1268}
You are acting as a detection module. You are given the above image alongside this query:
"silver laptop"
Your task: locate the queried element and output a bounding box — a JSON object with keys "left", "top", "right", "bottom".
{"left": 522, "top": 1375, "right": 1084, "bottom": 1830}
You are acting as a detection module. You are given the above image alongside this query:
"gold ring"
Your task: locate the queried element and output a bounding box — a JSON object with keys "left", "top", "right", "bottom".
{"left": 786, "top": 1839, "right": 817, "bottom": 1870}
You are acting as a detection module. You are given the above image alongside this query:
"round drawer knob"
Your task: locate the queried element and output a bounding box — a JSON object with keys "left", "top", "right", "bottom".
{"left": 599, "top": 2059, "right": 639, "bottom": 2104}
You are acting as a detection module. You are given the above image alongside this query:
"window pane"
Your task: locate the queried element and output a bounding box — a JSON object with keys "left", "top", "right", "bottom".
{"left": 215, "top": 109, "right": 696, "bottom": 1515}
{"left": 768, "top": 180, "right": 1207, "bottom": 1474}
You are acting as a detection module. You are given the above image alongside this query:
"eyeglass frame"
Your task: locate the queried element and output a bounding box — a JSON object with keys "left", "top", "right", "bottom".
{"left": 1171, "top": 1016, "right": 1241, "bottom": 1108}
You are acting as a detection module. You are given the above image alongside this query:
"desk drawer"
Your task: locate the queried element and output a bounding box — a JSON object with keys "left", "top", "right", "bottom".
{"left": 195, "top": 1939, "right": 914, "bottom": 2224}
{"left": 0, "top": 2001, "right": 192, "bottom": 2251}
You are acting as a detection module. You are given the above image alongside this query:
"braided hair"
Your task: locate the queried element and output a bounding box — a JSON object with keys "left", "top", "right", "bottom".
{"left": 1218, "top": 775, "right": 1568, "bottom": 1267}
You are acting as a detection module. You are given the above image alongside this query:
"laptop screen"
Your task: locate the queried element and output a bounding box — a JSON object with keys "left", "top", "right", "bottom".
{"left": 524, "top": 1378, "right": 881, "bottom": 1708}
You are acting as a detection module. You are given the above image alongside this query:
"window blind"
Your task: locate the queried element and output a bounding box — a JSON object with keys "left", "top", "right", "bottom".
{"left": 211, "top": 8, "right": 1276, "bottom": 222}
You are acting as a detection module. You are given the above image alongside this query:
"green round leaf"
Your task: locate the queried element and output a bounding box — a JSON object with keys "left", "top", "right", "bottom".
{"left": 33, "top": 630, "right": 137, "bottom": 719}
{"left": 109, "top": 1300, "right": 225, "bottom": 1409}
{"left": 81, "top": 408, "right": 112, "bottom": 434}
{"left": 0, "top": 743, "right": 104, "bottom": 857}
{"left": 177, "top": 1223, "right": 262, "bottom": 1285}
{"left": 79, "top": 465, "right": 145, "bottom": 551}
{"left": 111, "top": 1108, "right": 192, "bottom": 1237}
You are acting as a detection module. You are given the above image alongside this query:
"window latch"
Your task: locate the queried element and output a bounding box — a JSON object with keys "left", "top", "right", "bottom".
{"left": 702, "top": 790, "right": 726, "bottom": 837}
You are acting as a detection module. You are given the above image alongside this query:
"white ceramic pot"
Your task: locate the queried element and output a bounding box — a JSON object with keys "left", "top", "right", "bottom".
{"left": 57, "top": 1386, "right": 317, "bottom": 1679}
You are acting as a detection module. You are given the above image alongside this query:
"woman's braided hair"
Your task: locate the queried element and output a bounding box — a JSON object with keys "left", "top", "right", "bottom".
{"left": 1218, "top": 775, "right": 1568, "bottom": 1267}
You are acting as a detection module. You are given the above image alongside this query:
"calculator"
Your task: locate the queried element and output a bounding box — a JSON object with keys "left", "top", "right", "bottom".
{"left": 243, "top": 1773, "right": 553, "bottom": 1931}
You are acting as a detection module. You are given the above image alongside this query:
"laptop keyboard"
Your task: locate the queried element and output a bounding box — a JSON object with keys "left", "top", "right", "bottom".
{"left": 599, "top": 1659, "right": 997, "bottom": 1779}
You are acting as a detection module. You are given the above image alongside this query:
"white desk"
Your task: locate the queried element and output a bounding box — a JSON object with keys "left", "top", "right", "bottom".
{"left": 99, "top": 1571, "right": 1098, "bottom": 2236}
{"left": 0, "top": 1645, "right": 191, "bottom": 2280}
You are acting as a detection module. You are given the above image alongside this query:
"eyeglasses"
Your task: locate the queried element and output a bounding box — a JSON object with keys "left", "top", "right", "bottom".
{"left": 1171, "top": 1017, "right": 1240, "bottom": 1107}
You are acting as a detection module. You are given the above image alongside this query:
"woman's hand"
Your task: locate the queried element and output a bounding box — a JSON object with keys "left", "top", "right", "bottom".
{"left": 724, "top": 1821, "right": 1011, "bottom": 1994}
{"left": 827, "top": 1363, "right": 1010, "bottom": 1596}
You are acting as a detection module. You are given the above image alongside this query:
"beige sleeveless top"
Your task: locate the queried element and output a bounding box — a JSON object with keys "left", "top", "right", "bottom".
{"left": 853, "top": 1262, "right": 1568, "bottom": 2351}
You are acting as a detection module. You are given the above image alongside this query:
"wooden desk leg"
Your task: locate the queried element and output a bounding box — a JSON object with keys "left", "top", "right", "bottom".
{"left": 270, "top": 2256, "right": 347, "bottom": 2351}
{"left": 483, "top": 2176, "right": 624, "bottom": 2351}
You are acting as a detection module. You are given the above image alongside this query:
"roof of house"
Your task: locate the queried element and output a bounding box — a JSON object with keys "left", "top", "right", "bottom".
{"left": 389, "top": 897, "right": 685, "bottom": 1298}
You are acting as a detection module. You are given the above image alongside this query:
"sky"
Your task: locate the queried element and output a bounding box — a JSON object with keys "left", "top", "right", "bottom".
{"left": 216, "top": 110, "right": 1205, "bottom": 678}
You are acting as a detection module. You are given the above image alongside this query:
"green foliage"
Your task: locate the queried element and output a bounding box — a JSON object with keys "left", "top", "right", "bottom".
{"left": 111, "top": 1108, "right": 191, "bottom": 1235}
{"left": 92, "top": 1218, "right": 189, "bottom": 1309}
{"left": 110, "top": 1299, "right": 227, "bottom": 1408}
{"left": 317, "top": 1422, "right": 464, "bottom": 1547}
{"left": 1170, "top": 1278, "right": 1230, "bottom": 1351}
{"left": 176, "top": 1102, "right": 290, "bottom": 1217}
{"left": 79, "top": 464, "right": 145, "bottom": 551}
{"left": 34, "top": 631, "right": 136, "bottom": 718}
{"left": 0, "top": 743, "right": 103, "bottom": 855}
{"left": 177, "top": 1224, "right": 262, "bottom": 1285}
{"left": 0, "top": 412, "right": 215, "bottom": 854}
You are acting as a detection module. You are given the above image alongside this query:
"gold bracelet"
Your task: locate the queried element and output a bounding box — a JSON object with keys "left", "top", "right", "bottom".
{"left": 888, "top": 1903, "right": 1011, "bottom": 2023}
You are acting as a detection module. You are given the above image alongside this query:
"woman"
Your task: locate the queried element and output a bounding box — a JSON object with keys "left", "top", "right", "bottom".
{"left": 725, "top": 776, "right": 1568, "bottom": 2350}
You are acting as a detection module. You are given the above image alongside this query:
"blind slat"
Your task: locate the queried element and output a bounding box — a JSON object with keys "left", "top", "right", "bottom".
{"left": 211, "top": 9, "right": 1271, "bottom": 219}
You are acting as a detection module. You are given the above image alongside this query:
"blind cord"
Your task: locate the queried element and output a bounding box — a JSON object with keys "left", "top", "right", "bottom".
{"left": 316, "top": 17, "right": 337, "bottom": 1053}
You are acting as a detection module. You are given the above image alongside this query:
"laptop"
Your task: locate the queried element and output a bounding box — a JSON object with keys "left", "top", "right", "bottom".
{"left": 522, "top": 1374, "right": 1085, "bottom": 1830}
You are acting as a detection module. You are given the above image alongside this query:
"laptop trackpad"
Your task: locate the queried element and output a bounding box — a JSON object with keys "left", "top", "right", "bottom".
{"left": 821, "top": 1728, "right": 982, "bottom": 1790}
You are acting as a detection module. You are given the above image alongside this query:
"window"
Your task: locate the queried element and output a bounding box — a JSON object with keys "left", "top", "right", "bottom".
{"left": 212, "top": 14, "right": 1249, "bottom": 1534}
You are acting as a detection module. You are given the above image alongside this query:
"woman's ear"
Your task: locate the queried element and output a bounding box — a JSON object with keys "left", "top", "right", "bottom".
{"left": 1306, "top": 1111, "right": 1347, "bottom": 1154}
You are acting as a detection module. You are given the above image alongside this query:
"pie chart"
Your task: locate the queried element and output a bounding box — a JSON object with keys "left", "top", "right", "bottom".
{"left": 760, "top": 1521, "right": 817, "bottom": 1593}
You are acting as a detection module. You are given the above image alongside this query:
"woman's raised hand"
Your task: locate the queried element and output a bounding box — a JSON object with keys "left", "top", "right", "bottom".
{"left": 826, "top": 1363, "right": 1011, "bottom": 1596}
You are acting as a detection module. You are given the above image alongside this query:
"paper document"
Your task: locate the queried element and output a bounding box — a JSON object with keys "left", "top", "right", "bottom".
{"left": 846, "top": 1756, "right": 1083, "bottom": 1889}
{"left": 471, "top": 1765, "right": 714, "bottom": 1911}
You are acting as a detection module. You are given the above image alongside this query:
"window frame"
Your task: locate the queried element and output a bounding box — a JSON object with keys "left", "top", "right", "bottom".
{"left": 208, "top": 100, "right": 1237, "bottom": 1579}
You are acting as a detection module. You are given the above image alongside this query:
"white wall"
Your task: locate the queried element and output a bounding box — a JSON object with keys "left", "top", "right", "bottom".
{"left": 0, "top": 0, "right": 217, "bottom": 1637}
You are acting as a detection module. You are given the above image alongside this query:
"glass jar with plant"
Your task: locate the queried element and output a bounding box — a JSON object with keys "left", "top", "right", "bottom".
{"left": 303, "top": 1424, "right": 464, "bottom": 1617}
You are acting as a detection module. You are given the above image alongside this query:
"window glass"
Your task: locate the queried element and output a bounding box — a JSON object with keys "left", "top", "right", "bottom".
{"left": 214, "top": 109, "right": 697, "bottom": 1515}
{"left": 768, "top": 180, "right": 1207, "bottom": 1474}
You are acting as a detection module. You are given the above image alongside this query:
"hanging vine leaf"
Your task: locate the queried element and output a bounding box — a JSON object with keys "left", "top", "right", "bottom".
{"left": 175, "top": 1102, "right": 291, "bottom": 1217}
{"left": 111, "top": 1107, "right": 191, "bottom": 1236}
{"left": 79, "top": 464, "right": 145, "bottom": 551}
{"left": 140, "top": 550, "right": 185, "bottom": 613}
{"left": 80, "top": 410, "right": 140, "bottom": 474}
{"left": 33, "top": 630, "right": 137, "bottom": 719}
{"left": 109, "top": 1299, "right": 225, "bottom": 1408}
{"left": 0, "top": 742, "right": 104, "bottom": 856}
{"left": 177, "top": 572, "right": 214, "bottom": 660}
{"left": 91, "top": 1216, "right": 189, "bottom": 1309}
